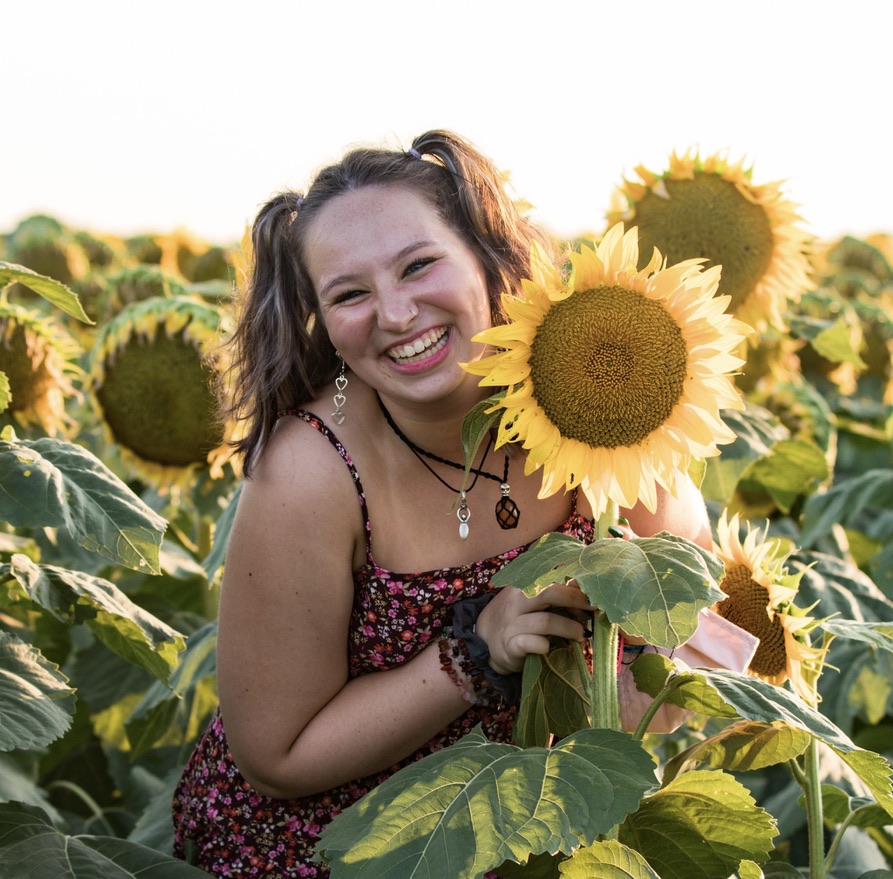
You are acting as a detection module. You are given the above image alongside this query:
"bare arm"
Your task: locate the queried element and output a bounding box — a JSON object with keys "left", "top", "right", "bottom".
{"left": 216, "top": 421, "right": 470, "bottom": 799}
{"left": 621, "top": 475, "right": 712, "bottom": 549}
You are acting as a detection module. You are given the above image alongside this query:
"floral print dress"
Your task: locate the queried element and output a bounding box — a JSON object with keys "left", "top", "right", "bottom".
{"left": 172, "top": 411, "right": 594, "bottom": 877}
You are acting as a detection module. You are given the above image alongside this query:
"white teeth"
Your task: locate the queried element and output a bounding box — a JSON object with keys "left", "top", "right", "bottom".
{"left": 389, "top": 328, "right": 447, "bottom": 362}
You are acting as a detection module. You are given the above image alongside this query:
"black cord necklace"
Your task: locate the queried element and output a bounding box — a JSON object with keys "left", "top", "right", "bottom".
{"left": 377, "top": 395, "right": 520, "bottom": 540}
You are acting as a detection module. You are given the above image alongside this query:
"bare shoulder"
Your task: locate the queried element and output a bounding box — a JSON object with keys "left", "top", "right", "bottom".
{"left": 231, "top": 413, "right": 365, "bottom": 564}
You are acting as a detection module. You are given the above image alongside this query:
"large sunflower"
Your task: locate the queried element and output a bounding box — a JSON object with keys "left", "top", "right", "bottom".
{"left": 608, "top": 150, "right": 812, "bottom": 338}
{"left": 462, "top": 223, "right": 747, "bottom": 518}
{"left": 89, "top": 295, "right": 231, "bottom": 487}
{"left": 712, "top": 511, "right": 825, "bottom": 703}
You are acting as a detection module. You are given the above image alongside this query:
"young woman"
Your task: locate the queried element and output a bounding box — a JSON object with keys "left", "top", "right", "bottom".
{"left": 172, "top": 130, "right": 755, "bottom": 877}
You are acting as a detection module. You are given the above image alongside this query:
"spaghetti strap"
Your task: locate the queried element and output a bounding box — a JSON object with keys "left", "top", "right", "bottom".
{"left": 280, "top": 409, "right": 374, "bottom": 564}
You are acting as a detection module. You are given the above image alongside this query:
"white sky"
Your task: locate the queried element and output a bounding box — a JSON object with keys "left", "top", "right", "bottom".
{"left": 4, "top": 0, "right": 890, "bottom": 247}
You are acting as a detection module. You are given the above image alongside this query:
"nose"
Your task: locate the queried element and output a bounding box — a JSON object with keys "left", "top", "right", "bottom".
{"left": 376, "top": 287, "right": 418, "bottom": 331}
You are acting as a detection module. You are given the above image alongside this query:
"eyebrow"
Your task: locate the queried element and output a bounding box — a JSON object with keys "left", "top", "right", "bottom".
{"left": 318, "top": 239, "right": 437, "bottom": 299}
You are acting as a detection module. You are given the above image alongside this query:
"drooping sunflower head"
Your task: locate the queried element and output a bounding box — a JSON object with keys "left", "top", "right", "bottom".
{"left": 104, "top": 264, "right": 189, "bottom": 318}
{"left": 712, "top": 511, "right": 825, "bottom": 703}
{"left": 89, "top": 295, "right": 231, "bottom": 488}
{"left": 462, "top": 223, "right": 748, "bottom": 517}
{"left": 0, "top": 302, "right": 82, "bottom": 435}
{"left": 5, "top": 214, "right": 91, "bottom": 288}
{"left": 608, "top": 150, "right": 813, "bottom": 339}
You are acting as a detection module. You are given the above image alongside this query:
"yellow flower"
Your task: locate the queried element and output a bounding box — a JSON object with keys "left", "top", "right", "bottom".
{"left": 609, "top": 149, "right": 813, "bottom": 338}
{"left": 713, "top": 511, "right": 825, "bottom": 703}
{"left": 462, "top": 223, "right": 747, "bottom": 518}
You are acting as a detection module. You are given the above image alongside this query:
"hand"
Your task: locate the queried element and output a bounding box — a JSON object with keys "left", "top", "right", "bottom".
{"left": 474, "top": 582, "right": 592, "bottom": 676}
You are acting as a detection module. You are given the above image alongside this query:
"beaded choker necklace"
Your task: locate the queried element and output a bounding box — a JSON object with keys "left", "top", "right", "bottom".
{"left": 377, "top": 395, "right": 520, "bottom": 540}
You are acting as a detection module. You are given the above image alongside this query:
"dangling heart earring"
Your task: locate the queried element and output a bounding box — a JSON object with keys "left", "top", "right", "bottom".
{"left": 332, "top": 355, "right": 348, "bottom": 425}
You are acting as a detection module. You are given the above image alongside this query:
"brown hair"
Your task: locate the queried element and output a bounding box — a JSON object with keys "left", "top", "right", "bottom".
{"left": 223, "top": 129, "right": 549, "bottom": 474}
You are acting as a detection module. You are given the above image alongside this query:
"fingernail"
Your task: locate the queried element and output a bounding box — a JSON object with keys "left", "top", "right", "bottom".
{"left": 608, "top": 526, "right": 624, "bottom": 538}
{"left": 617, "top": 517, "right": 629, "bottom": 526}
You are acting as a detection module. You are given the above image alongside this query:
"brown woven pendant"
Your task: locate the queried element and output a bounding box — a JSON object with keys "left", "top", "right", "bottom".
{"left": 495, "top": 484, "right": 520, "bottom": 529}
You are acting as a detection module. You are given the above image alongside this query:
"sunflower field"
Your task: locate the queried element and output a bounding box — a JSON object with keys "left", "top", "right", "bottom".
{"left": 1, "top": 148, "right": 893, "bottom": 879}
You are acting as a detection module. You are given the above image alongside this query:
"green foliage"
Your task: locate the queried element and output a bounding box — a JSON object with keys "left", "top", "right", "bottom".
{"left": 317, "top": 727, "right": 658, "bottom": 879}
{"left": 618, "top": 771, "right": 777, "bottom": 879}
{"left": 0, "top": 261, "right": 91, "bottom": 323}
{"left": 3, "top": 219, "right": 893, "bottom": 878}
{"left": 1, "top": 256, "right": 233, "bottom": 875}
{"left": 0, "top": 801, "right": 209, "bottom": 877}
{"left": 0, "top": 632, "right": 75, "bottom": 751}
{"left": 0, "top": 434, "right": 167, "bottom": 573}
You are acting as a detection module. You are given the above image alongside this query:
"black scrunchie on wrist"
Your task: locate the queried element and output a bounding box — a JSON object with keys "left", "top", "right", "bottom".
{"left": 451, "top": 592, "right": 523, "bottom": 706}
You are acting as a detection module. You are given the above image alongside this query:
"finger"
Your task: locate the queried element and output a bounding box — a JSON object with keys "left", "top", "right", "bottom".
{"left": 519, "top": 610, "right": 590, "bottom": 643}
{"left": 506, "top": 632, "right": 553, "bottom": 660}
{"left": 539, "top": 582, "right": 592, "bottom": 611}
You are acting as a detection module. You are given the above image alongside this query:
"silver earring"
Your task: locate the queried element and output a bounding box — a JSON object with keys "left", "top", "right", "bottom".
{"left": 332, "top": 356, "right": 348, "bottom": 425}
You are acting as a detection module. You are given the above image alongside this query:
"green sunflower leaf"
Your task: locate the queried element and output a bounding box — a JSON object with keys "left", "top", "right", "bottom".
{"left": 820, "top": 619, "right": 893, "bottom": 653}
{"left": 0, "top": 261, "right": 92, "bottom": 324}
{"left": 316, "top": 726, "right": 657, "bottom": 879}
{"left": 810, "top": 318, "right": 868, "bottom": 368}
{"left": 0, "top": 435, "right": 167, "bottom": 573}
{"left": 0, "top": 801, "right": 209, "bottom": 878}
{"left": 495, "top": 850, "right": 567, "bottom": 878}
{"left": 492, "top": 532, "right": 723, "bottom": 648}
{"left": 820, "top": 784, "right": 893, "bottom": 829}
{"left": 618, "top": 770, "right": 777, "bottom": 879}
{"left": 800, "top": 469, "right": 893, "bottom": 548}
{"left": 201, "top": 482, "right": 241, "bottom": 581}
{"left": 490, "top": 532, "right": 586, "bottom": 591}
{"left": 125, "top": 621, "right": 217, "bottom": 758}
{"left": 514, "top": 642, "right": 590, "bottom": 749}
{"left": 661, "top": 720, "right": 812, "bottom": 783}
{"left": 633, "top": 656, "right": 893, "bottom": 818}
{"left": 700, "top": 404, "right": 788, "bottom": 504}
{"left": 740, "top": 437, "right": 829, "bottom": 513}
{"left": 0, "top": 632, "right": 75, "bottom": 752}
{"left": 630, "top": 653, "right": 739, "bottom": 720}
{"left": 760, "top": 863, "right": 806, "bottom": 878}
{"left": 573, "top": 535, "right": 724, "bottom": 648}
{"left": 0, "top": 555, "right": 184, "bottom": 683}
{"left": 460, "top": 393, "right": 503, "bottom": 485}
{"left": 557, "top": 839, "right": 661, "bottom": 879}
{"left": 0, "top": 371, "right": 10, "bottom": 413}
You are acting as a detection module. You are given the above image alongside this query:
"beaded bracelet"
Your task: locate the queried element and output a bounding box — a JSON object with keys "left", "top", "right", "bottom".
{"left": 447, "top": 592, "right": 523, "bottom": 706}
{"left": 438, "top": 637, "right": 502, "bottom": 707}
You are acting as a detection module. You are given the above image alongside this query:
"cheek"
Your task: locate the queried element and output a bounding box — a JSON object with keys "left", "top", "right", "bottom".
{"left": 322, "top": 310, "right": 370, "bottom": 355}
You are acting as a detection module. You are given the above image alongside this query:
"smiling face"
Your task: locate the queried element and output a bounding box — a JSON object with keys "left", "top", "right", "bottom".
{"left": 305, "top": 186, "right": 494, "bottom": 406}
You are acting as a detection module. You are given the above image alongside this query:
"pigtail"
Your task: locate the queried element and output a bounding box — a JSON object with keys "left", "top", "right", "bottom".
{"left": 223, "top": 193, "right": 337, "bottom": 474}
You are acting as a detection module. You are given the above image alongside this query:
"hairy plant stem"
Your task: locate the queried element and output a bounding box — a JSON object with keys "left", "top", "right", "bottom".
{"left": 590, "top": 610, "right": 620, "bottom": 732}
{"left": 791, "top": 679, "right": 826, "bottom": 879}
{"left": 590, "top": 503, "right": 621, "bottom": 839}
{"left": 802, "top": 737, "right": 827, "bottom": 879}
{"left": 590, "top": 501, "right": 620, "bottom": 732}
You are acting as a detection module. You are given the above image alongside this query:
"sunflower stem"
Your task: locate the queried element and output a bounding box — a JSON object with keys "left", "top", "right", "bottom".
{"left": 589, "top": 502, "right": 621, "bottom": 734}
{"left": 802, "top": 736, "right": 827, "bottom": 879}
{"left": 590, "top": 610, "right": 620, "bottom": 731}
